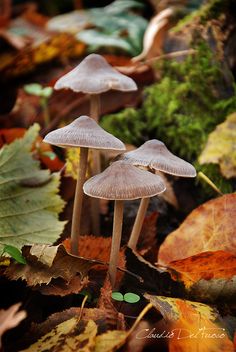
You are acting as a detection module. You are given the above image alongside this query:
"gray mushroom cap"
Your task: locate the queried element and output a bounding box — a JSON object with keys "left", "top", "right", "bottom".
{"left": 43, "top": 115, "right": 125, "bottom": 151}
{"left": 83, "top": 160, "right": 166, "bottom": 200}
{"left": 116, "top": 140, "right": 196, "bottom": 177}
{"left": 54, "top": 53, "right": 137, "bottom": 94}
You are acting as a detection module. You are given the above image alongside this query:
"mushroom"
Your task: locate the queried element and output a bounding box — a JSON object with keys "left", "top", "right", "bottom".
{"left": 116, "top": 140, "right": 196, "bottom": 249}
{"left": 83, "top": 160, "right": 166, "bottom": 287}
{"left": 54, "top": 53, "right": 137, "bottom": 235}
{"left": 43, "top": 115, "right": 125, "bottom": 255}
{"left": 54, "top": 53, "right": 137, "bottom": 121}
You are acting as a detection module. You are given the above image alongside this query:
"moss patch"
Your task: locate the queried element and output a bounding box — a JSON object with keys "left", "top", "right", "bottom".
{"left": 101, "top": 42, "right": 236, "bottom": 195}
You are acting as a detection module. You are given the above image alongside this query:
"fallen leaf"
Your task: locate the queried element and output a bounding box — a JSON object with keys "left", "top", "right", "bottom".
{"left": 63, "top": 236, "right": 125, "bottom": 268}
{"left": 21, "top": 318, "right": 97, "bottom": 352}
{"left": 0, "top": 127, "right": 64, "bottom": 171}
{"left": 158, "top": 194, "right": 236, "bottom": 265}
{"left": 25, "top": 307, "right": 113, "bottom": 347}
{"left": 169, "top": 251, "right": 236, "bottom": 288}
{"left": 199, "top": 113, "right": 236, "bottom": 178}
{"left": 0, "top": 124, "right": 66, "bottom": 250}
{"left": 0, "top": 303, "right": 27, "bottom": 348}
{"left": 21, "top": 298, "right": 153, "bottom": 352}
{"left": 97, "top": 277, "right": 125, "bottom": 330}
{"left": 145, "top": 294, "right": 234, "bottom": 352}
{"left": 0, "top": 16, "right": 85, "bottom": 78}
{"left": 124, "top": 247, "right": 184, "bottom": 297}
{"left": 5, "top": 244, "right": 99, "bottom": 287}
{"left": 168, "top": 251, "right": 236, "bottom": 302}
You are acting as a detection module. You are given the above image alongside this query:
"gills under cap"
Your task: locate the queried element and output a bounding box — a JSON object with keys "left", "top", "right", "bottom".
{"left": 43, "top": 115, "right": 125, "bottom": 151}
{"left": 117, "top": 140, "right": 196, "bottom": 177}
{"left": 83, "top": 160, "right": 166, "bottom": 200}
{"left": 54, "top": 54, "right": 137, "bottom": 94}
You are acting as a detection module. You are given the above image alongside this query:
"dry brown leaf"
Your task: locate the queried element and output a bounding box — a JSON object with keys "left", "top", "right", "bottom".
{"left": 36, "top": 276, "right": 90, "bottom": 296}
{"left": 6, "top": 244, "right": 99, "bottom": 286}
{"left": 158, "top": 194, "right": 236, "bottom": 265}
{"left": 97, "top": 277, "right": 125, "bottom": 330}
{"left": 26, "top": 307, "right": 110, "bottom": 347}
{"left": 145, "top": 294, "right": 234, "bottom": 352}
{"left": 0, "top": 303, "right": 27, "bottom": 348}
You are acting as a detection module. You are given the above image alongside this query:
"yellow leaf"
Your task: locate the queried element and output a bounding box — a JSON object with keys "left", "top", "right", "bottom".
{"left": 145, "top": 295, "right": 234, "bottom": 352}
{"left": 199, "top": 113, "right": 236, "bottom": 178}
{"left": 21, "top": 319, "right": 97, "bottom": 352}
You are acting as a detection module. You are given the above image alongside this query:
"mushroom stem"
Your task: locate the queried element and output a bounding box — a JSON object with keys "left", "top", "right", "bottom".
{"left": 90, "top": 94, "right": 101, "bottom": 235}
{"left": 128, "top": 197, "right": 150, "bottom": 249}
{"left": 71, "top": 146, "right": 89, "bottom": 255}
{"left": 109, "top": 200, "right": 124, "bottom": 288}
{"left": 90, "top": 94, "right": 101, "bottom": 122}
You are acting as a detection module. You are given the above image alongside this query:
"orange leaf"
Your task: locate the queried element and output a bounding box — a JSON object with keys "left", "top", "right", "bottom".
{"left": 63, "top": 236, "right": 125, "bottom": 268}
{"left": 158, "top": 194, "right": 236, "bottom": 265}
{"left": 169, "top": 251, "right": 236, "bottom": 288}
{"left": 145, "top": 295, "right": 234, "bottom": 352}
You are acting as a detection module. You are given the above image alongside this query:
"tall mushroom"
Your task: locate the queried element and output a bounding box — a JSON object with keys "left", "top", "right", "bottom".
{"left": 116, "top": 140, "right": 196, "bottom": 249}
{"left": 83, "top": 160, "right": 166, "bottom": 287}
{"left": 43, "top": 115, "right": 125, "bottom": 255}
{"left": 54, "top": 53, "right": 137, "bottom": 235}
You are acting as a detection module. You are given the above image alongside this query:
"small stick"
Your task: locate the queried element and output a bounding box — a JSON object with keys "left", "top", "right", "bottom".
{"left": 128, "top": 197, "right": 150, "bottom": 249}
{"left": 109, "top": 200, "right": 124, "bottom": 288}
{"left": 71, "top": 147, "right": 88, "bottom": 255}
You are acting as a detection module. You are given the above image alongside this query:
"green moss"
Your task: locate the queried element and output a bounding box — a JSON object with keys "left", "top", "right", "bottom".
{"left": 100, "top": 108, "right": 146, "bottom": 145}
{"left": 101, "top": 42, "right": 236, "bottom": 196}
{"left": 173, "top": 0, "right": 234, "bottom": 32}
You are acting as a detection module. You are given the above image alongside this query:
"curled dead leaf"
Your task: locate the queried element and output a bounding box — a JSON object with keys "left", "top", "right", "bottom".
{"left": 5, "top": 244, "right": 100, "bottom": 286}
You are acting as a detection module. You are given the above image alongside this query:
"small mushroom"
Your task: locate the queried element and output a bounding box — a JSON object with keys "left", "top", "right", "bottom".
{"left": 43, "top": 115, "right": 125, "bottom": 255}
{"left": 54, "top": 54, "right": 137, "bottom": 235}
{"left": 54, "top": 54, "right": 137, "bottom": 122}
{"left": 83, "top": 160, "right": 165, "bottom": 287}
{"left": 116, "top": 139, "right": 196, "bottom": 249}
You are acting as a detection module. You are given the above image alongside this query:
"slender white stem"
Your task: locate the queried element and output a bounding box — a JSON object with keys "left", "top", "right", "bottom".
{"left": 109, "top": 200, "right": 124, "bottom": 288}
{"left": 71, "top": 147, "right": 88, "bottom": 255}
{"left": 128, "top": 197, "right": 150, "bottom": 249}
{"left": 90, "top": 94, "right": 101, "bottom": 235}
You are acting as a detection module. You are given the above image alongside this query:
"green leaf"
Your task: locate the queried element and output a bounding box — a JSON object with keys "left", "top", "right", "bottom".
{"left": 41, "top": 151, "right": 57, "bottom": 160}
{"left": 111, "top": 292, "right": 124, "bottom": 301}
{"left": 124, "top": 292, "right": 140, "bottom": 303}
{"left": 77, "top": 30, "right": 134, "bottom": 54}
{"left": 0, "top": 124, "right": 66, "bottom": 249}
{"left": 24, "top": 83, "right": 43, "bottom": 97}
{"left": 104, "top": 0, "right": 145, "bottom": 15}
{"left": 41, "top": 87, "right": 53, "bottom": 98}
{"left": 2, "top": 245, "right": 26, "bottom": 264}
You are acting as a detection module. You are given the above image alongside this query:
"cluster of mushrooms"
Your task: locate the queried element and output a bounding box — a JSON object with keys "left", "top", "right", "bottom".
{"left": 44, "top": 54, "right": 196, "bottom": 288}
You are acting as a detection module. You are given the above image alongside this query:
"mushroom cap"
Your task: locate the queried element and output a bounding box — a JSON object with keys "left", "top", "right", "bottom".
{"left": 116, "top": 140, "right": 196, "bottom": 177}
{"left": 43, "top": 115, "right": 125, "bottom": 151}
{"left": 83, "top": 160, "right": 166, "bottom": 200}
{"left": 54, "top": 54, "right": 137, "bottom": 94}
